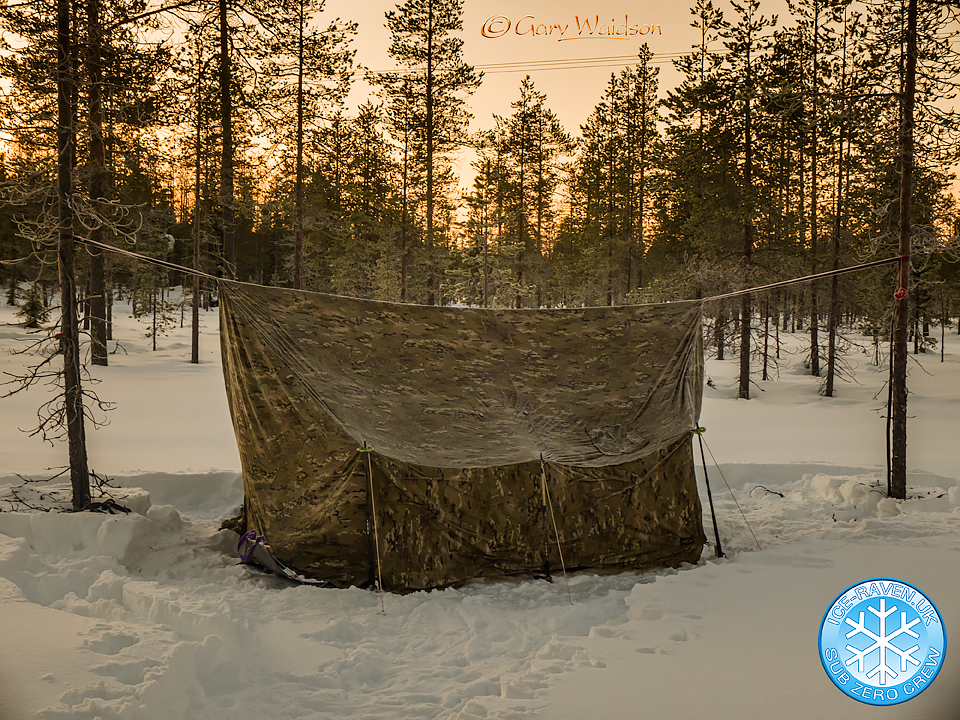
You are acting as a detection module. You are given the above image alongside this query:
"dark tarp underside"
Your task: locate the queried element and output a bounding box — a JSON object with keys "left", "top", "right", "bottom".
{"left": 219, "top": 281, "right": 707, "bottom": 591}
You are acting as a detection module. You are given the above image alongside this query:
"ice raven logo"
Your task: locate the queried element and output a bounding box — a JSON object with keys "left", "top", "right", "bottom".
{"left": 819, "top": 578, "right": 946, "bottom": 706}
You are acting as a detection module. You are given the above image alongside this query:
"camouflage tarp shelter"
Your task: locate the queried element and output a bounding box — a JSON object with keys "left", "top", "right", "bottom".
{"left": 219, "top": 281, "right": 707, "bottom": 592}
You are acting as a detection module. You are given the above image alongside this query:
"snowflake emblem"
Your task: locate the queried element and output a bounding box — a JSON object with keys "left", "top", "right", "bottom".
{"left": 820, "top": 578, "right": 946, "bottom": 706}
{"left": 844, "top": 598, "right": 922, "bottom": 685}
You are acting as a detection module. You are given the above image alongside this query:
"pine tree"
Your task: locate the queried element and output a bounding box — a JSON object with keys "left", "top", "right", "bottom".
{"left": 329, "top": 104, "right": 400, "bottom": 299}
{"left": 564, "top": 56, "right": 661, "bottom": 307}
{"left": 376, "top": 0, "right": 481, "bottom": 304}
{"left": 16, "top": 283, "right": 50, "bottom": 328}
{"left": 494, "top": 76, "right": 573, "bottom": 307}
{"left": 85, "top": 1, "right": 173, "bottom": 367}
{"left": 0, "top": 0, "right": 91, "bottom": 505}
{"left": 261, "top": 0, "right": 355, "bottom": 289}
{"left": 656, "top": 0, "right": 739, "bottom": 306}
{"left": 59, "top": 0, "right": 91, "bottom": 509}
{"left": 86, "top": 0, "right": 109, "bottom": 367}
{"left": 619, "top": 46, "right": 660, "bottom": 296}
{"left": 782, "top": 0, "right": 852, "bottom": 378}
{"left": 863, "top": 0, "right": 960, "bottom": 498}
{"left": 0, "top": 0, "right": 175, "bottom": 508}
{"left": 565, "top": 98, "right": 611, "bottom": 306}
{"left": 447, "top": 146, "right": 524, "bottom": 307}
{"left": 202, "top": 0, "right": 278, "bottom": 280}
{"left": 822, "top": 2, "right": 864, "bottom": 397}
{"left": 722, "top": 0, "right": 777, "bottom": 399}
{"left": 169, "top": 18, "right": 226, "bottom": 361}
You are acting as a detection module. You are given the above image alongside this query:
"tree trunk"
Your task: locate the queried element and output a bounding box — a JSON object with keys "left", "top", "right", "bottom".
{"left": 104, "top": 91, "right": 115, "bottom": 344}
{"left": 535, "top": 122, "right": 543, "bottom": 308}
{"left": 425, "top": 0, "right": 435, "bottom": 305}
{"left": 5, "top": 266, "right": 16, "bottom": 305}
{"left": 606, "top": 114, "right": 614, "bottom": 307}
{"left": 890, "top": 0, "right": 917, "bottom": 500}
{"left": 293, "top": 0, "right": 305, "bottom": 290}
{"left": 775, "top": 293, "right": 780, "bottom": 359}
{"left": 87, "top": 0, "right": 107, "bottom": 366}
{"left": 825, "top": 14, "right": 849, "bottom": 398}
{"left": 516, "top": 122, "right": 526, "bottom": 309}
{"left": 637, "top": 122, "right": 645, "bottom": 291}
{"left": 105, "top": 261, "right": 112, "bottom": 341}
{"left": 638, "top": 67, "right": 648, "bottom": 292}
{"left": 738, "top": 40, "right": 754, "bottom": 400}
{"left": 716, "top": 304, "right": 726, "bottom": 360}
{"left": 151, "top": 290, "right": 157, "bottom": 352}
{"left": 59, "top": 0, "right": 90, "bottom": 509}
{"left": 762, "top": 296, "right": 770, "bottom": 381}
{"left": 941, "top": 292, "right": 945, "bottom": 363}
{"left": 400, "top": 116, "right": 408, "bottom": 303}
{"left": 219, "top": 0, "right": 235, "bottom": 278}
{"left": 192, "top": 36, "right": 202, "bottom": 365}
{"left": 483, "top": 159, "right": 490, "bottom": 308}
{"left": 809, "top": 3, "right": 821, "bottom": 377}
{"left": 913, "top": 279, "right": 924, "bottom": 354}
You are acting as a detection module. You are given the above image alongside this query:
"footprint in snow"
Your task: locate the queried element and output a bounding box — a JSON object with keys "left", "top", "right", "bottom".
{"left": 81, "top": 631, "right": 140, "bottom": 656}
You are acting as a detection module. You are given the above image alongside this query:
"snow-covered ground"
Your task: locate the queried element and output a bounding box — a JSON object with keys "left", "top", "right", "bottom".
{"left": 1, "top": 294, "right": 958, "bottom": 720}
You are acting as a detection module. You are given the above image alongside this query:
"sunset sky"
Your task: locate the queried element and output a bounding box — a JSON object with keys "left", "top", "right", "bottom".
{"left": 320, "top": 0, "right": 958, "bottom": 196}
{"left": 324, "top": 0, "right": 740, "bottom": 131}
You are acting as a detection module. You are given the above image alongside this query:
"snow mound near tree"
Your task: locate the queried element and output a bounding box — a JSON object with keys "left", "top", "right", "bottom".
{"left": 0, "top": 478, "right": 644, "bottom": 720}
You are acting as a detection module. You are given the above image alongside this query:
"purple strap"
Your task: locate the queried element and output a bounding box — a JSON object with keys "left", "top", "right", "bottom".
{"left": 238, "top": 530, "right": 266, "bottom": 563}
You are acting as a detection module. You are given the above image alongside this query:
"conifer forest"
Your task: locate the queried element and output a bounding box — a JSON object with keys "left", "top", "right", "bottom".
{"left": 1, "top": 0, "right": 959, "bottom": 404}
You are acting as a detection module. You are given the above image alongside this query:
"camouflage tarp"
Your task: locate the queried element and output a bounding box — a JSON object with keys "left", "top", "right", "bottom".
{"left": 219, "top": 281, "right": 706, "bottom": 591}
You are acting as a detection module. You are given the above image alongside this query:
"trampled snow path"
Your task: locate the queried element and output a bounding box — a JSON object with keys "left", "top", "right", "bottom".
{"left": 1, "top": 297, "right": 959, "bottom": 719}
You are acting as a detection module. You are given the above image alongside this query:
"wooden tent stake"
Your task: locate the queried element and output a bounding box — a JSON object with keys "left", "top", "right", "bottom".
{"left": 540, "top": 455, "right": 573, "bottom": 605}
{"left": 361, "top": 443, "right": 385, "bottom": 613}
{"left": 694, "top": 430, "right": 725, "bottom": 559}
